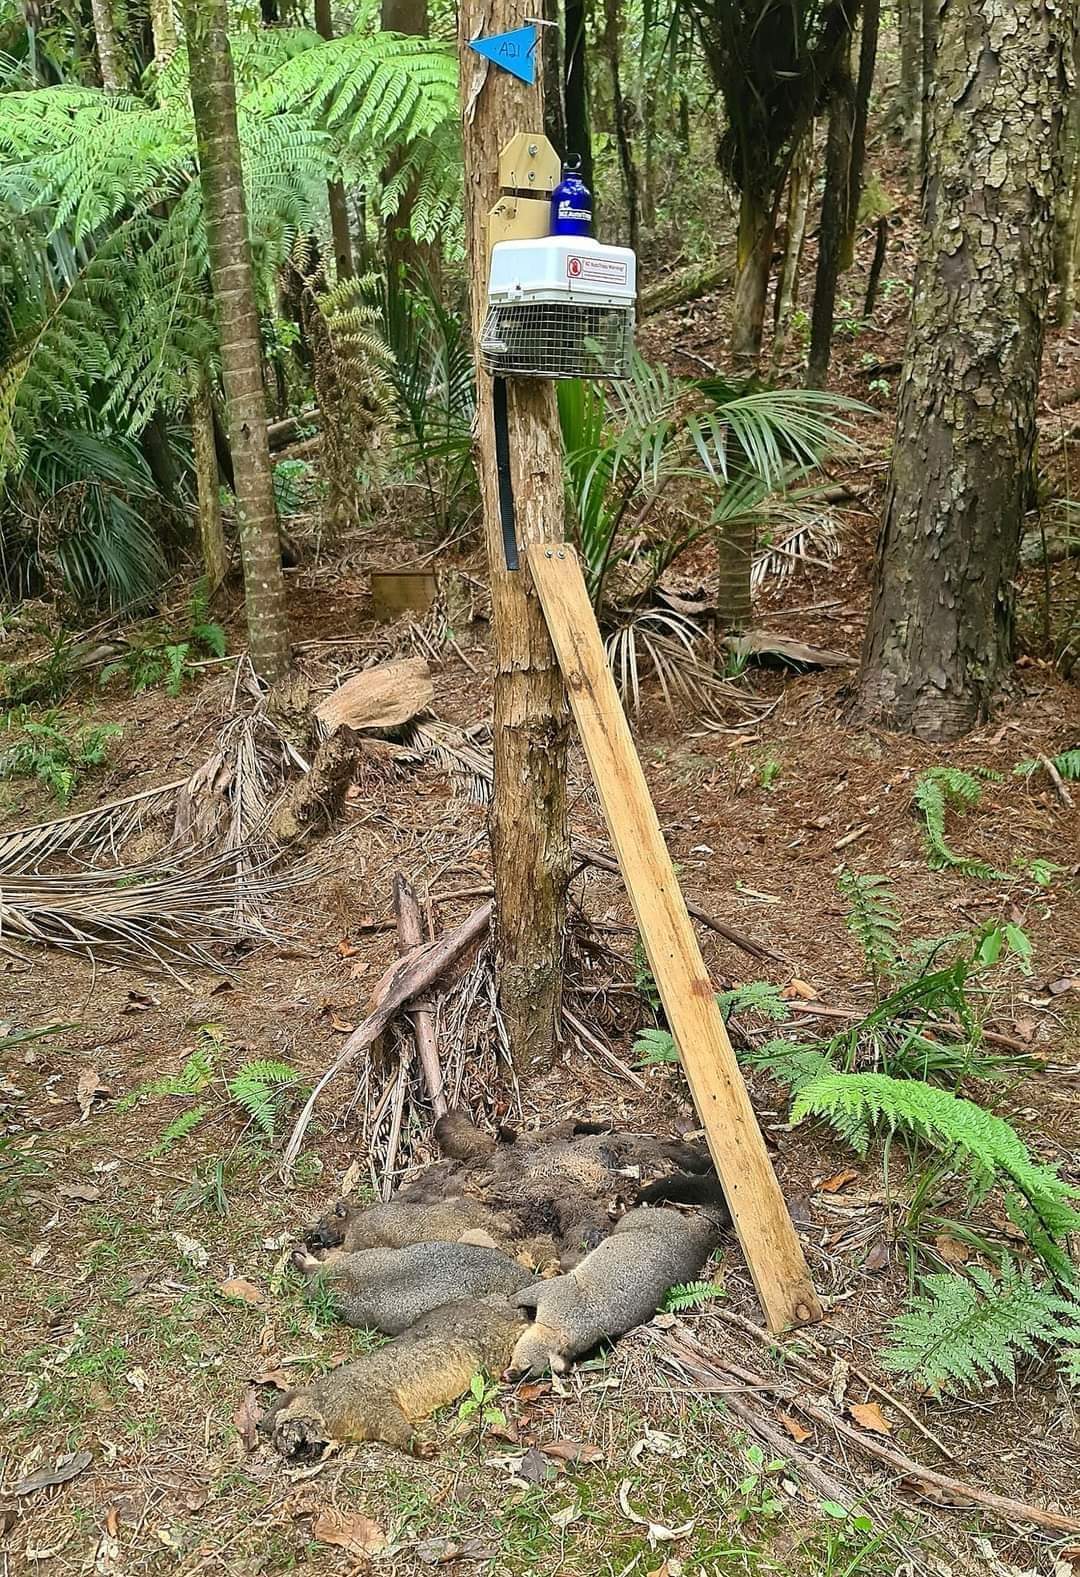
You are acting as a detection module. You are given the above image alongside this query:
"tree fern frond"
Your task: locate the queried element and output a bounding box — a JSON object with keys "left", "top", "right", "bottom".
{"left": 717, "top": 980, "right": 791, "bottom": 1023}
{"left": 226, "top": 1059, "right": 300, "bottom": 1141}
{"left": 1015, "top": 749, "right": 1080, "bottom": 783}
{"left": 883, "top": 1261, "right": 1080, "bottom": 1393}
{"left": 662, "top": 1279, "right": 726, "bottom": 1313}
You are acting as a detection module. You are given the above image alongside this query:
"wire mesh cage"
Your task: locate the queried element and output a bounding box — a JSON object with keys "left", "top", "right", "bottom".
{"left": 479, "top": 300, "right": 634, "bottom": 380}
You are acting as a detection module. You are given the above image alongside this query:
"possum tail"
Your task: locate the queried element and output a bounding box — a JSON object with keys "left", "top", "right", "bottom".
{"left": 637, "top": 1172, "right": 731, "bottom": 1225}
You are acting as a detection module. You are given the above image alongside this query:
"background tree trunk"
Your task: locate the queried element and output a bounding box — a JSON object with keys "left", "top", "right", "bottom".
{"left": 715, "top": 520, "right": 754, "bottom": 634}
{"left": 192, "top": 371, "right": 228, "bottom": 595}
{"left": 381, "top": 0, "right": 433, "bottom": 288}
{"left": 149, "top": 0, "right": 176, "bottom": 62}
{"left": 602, "top": 0, "right": 639, "bottom": 252}
{"left": 769, "top": 128, "right": 813, "bottom": 372}
{"left": 541, "top": 0, "right": 566, "bottom": 156}
{"left": 564, "top": 0, "right": 593, "bottom": 191}
{"left": 90, "top": 0, "right": 126, "bottom": 89}
{"left": 770, "top": 128, "right": 814, "bottom": 375}
{"left": 730, "top": 187, "right": 776, "bottom": 369}
{"left": 187, "top": 0, "right": 290, "bottom": 683}
{"left": 897, "top": 0, "right": 921, "bottom": 177}
{"left": 855, "top": 0, "right": 1070, "bottom": 740}
{"left": 806, "top": 37, "right": 855, "bottom": 388}
{"left": 315, "top": 0, "right": 354, "bottom": 280}
{"left": 458, "top": 0, "right": 571, "bottom": 1074}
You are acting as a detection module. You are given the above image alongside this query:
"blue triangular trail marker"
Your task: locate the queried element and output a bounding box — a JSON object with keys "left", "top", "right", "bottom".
{"left": 469, "top": 24, "right": 537, "bottom": 85}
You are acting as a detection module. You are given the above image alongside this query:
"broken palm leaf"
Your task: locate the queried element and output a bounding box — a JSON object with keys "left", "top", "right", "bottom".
{"left": 0, "top": 846, "right": 308, "bottom": 972}
{"left": 0, "top": 778, "right": 185, "bottom": 871}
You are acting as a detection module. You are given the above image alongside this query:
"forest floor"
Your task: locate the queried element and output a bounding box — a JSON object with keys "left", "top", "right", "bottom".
{"left": 2, "top": 175, "right": 1080, "bottom": 1577}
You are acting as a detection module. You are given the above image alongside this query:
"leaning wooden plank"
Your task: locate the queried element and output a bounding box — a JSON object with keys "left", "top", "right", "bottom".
{"left": 281, "top": 900, "right": 491, "bottom": 1177}
{"left": 526, "top": 543, "right": 821, "bottom": 1333}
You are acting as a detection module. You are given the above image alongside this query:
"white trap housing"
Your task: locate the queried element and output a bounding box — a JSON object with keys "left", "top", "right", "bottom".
{"left": 481, "top": 237, "right": 637, "bottom": 381}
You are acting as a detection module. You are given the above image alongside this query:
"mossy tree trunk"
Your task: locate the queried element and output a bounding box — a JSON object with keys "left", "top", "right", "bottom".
{"left": 730, "top": 186, "right": 777, "bottom": 370}
{"left": 770, "top": 128, "right": 814, "bottom": 375}
{"left": 90, "top": 0, "right": 126, "bottom": 89}
{"left": 186, "top": 0, "right": 290, "bottom": 683}
{"left": 855, "top": 0, "right": 1071, "bottom": 739}
{"left": 192, "top": 371, "right": 228, "bottom": 596}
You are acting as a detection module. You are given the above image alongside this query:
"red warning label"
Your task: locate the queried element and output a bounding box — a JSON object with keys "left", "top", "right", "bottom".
{"left": 566, "top": 254, "right": 628, "bottom": 285}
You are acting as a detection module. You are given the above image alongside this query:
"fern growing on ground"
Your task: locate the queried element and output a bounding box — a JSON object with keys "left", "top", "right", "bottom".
{"left": 225, "top": 1060, "right": 299, "bottom": 1141}
{"left": 838, "top": 869, "right": 901, "bottom": 992}
{"left": 1015, "top": 749, "right": 1080, "bottom": 782}
{"left": 884, "top": 1259, "right": 1080, "bottom": 1393}
{"left": 791, "top": 1070, "right": 1080, "bottom": 1274}
{"left": 633, "top": 980, "right": 790, "bottom": 1066}
{"left": 912, "top": 767, "right": 1004, "bottom": 879}
{"left": 662, "top": 1280, "right": 726, "bottom": 1313}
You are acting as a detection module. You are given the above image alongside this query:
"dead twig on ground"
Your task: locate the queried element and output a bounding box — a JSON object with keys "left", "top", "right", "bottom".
{"left": 281, "top": 900, "right": 493, "bottom": 1177}
{"left": 394, "top": 874, "right": 448, "bottom": 1118}
{"left": 576, "top": 843, "right": 786, "bottom": 964}
{"left": 706, "top": 1306, "right": 957, "bottom": 1464}
{"left": 658, "top": 1331, "right": 1080, "bottom": 1535}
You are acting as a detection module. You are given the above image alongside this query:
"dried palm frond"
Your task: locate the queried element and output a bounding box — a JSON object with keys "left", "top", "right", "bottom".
{"left": 173, "top": 710, "right": 308, "bottom": 856}
{"left": 751, "top": 510, "right": 840, "bottom": 591}
{"left": 408, "top": 718, "right": 493, "bottom": 804}
{"left": 0, "top": 778, "right": 186, "bottom": 872}
{"left": 0, "top": 844, "right": 308, "bottom": 972}
{"left": 604, "top": 609, "right": 771, "bottom": 726}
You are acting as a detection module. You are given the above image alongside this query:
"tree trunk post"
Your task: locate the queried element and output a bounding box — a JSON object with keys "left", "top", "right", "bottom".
{"left": 730, "top": 187, "right": 776, "bottom": 370}
{"left": 897, "top": 0, "right": 921, "bottom": 178}
{"left": 806, "top": 35, "right": 855, "bottom": 388}
{"left": 458, "top": 6, "right": 572, "bottom": 1074}
{"left": 854, "top": 0, "right": 1071, "bottom": 739}
{"left": 187, "top": 0, "right": 290, "bottom": 684}
{"left": 90, "top": 0, "right": 126, "bottom": 90}
{"left": 770, "top": 128, "right": 814, "bottom": 375}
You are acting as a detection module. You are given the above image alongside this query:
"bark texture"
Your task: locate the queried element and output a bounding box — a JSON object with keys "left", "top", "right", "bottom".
{"left": 770, "top": 129, "right": 814, "bottom": 374}
{"left": 458, "top": 0, "right": 571, "bottom": 1074}
{"left": 602, "top": 0, "right": 639, "bottom": 252}
{"left": 192, "top": 371, "right": 228, "bottom": 595}
{"left": 187, "top": 0, "right": 290, "bottom": 683}
{"left": 149, "top": 0, "right": 176, "bottom": 62}
{"left": 730, "top": 189, "right": 776, "bottom": 370}
{"left": 90, "top": 0, "right": 126, "bottom": 89}
{"left": 897, "top": 0, "right": 921, "bottom": 173}
{"left": 855, "top": 0, "right": 1070, "bottom": 739}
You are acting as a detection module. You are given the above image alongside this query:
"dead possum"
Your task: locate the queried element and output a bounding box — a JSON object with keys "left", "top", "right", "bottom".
{"left": 305, "top": 1194, "right": 514, "bottom": 1254}
{"left": 261, "top": 1297, "right": 525, "bottom": 1459}
{"left": 293, "top": 1239, "right": 535, "bottom": 1334}
{"left": 508, "top": 1206, "right": 720, "bottom": 1377}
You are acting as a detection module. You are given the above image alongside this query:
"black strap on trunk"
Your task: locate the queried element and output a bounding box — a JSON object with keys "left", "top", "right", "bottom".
{"left": 492, "top": 375, "right": 519, "bottom": 571}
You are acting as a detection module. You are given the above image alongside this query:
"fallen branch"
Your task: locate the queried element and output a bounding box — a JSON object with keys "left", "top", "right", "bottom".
{"left": 640, "top": 253, "right": 734, "bottom": 316}
{"left": 659, "top": 1332, "right": 1080, "bottom": 1535}
{"left": 280, "top": 901, "right": 492, "bottom": 1177}
{"left": 393, "top": 874, "right": 448, "bottom": 1119}
{"left": 707, "top": 1306, "right": 957, "bottom": 1464}
{"left": 1040, "top": 753, "right": 1074, "bottom": 810}
{"left": 576, "top": 843, "right": 786, "bottom": 964}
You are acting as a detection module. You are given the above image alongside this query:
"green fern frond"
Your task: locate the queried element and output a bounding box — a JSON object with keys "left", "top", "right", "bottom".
{"left": 148, "top": 1104, "right": 209, "bottom": 1157}
{"left": 717, "top": 981, "right": 790, "bottom": 1024}
{"left": 633, "top": 1026, "right": 679, "bottom": 1066}
{"left": 912, "top": 768, "right": 1005, "bottom": 879}
{"left": 838, "top": 869, "right": 901, "bottom": 980}
{"left": 1015, "top": 749, "right": 1080, "bottom": 782}
{"left": 662, "top": 1279, "right": 726, "bottom": 1313}
{"left": 791, "top": 1071, "right": 1080, "bottom": 1267}
{"left": 225, "top": 1059, "right": 299, "bottom": 1141}
{"left": 883, "top": 1261, "right": 1080, "bottom": 1393}
{"left": 742, "top": 1038, "right": 834, "bottom": 1096}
